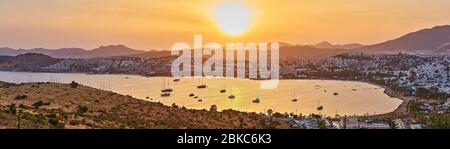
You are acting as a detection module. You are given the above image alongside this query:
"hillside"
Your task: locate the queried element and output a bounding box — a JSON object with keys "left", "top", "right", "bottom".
{"left": 0, "top": 81, "right": 291, "bottom": 129}
{"left": 362, "top": 25, "right": 450, "bottom": 52}
{"left": 0, "top": 53, "right": 60, "bottom": 71}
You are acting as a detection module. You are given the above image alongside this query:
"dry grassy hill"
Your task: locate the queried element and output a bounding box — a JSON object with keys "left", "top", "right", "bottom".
{"left": 0, "top": 81, "right": 291, "bottom": 129}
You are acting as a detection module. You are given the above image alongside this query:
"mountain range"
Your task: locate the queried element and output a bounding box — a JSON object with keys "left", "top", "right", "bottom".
{"left": 361, "top": 25, "right": 450, "bottom": 52}
{"left": 0, "top": 44, "right": 143, "bottom": 58}
{"left": 310, "top": 41, "right": 364, "bottom": 50}
{"left": 0, "top": 25, "right": 449, "bottom": 59}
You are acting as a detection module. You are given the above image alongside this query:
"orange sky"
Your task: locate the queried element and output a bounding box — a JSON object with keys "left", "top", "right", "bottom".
{"left": 1, "top": 0, "right": 450, "bottom": 50}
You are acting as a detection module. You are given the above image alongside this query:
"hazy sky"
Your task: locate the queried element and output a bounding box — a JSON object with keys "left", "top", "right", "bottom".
{"left": 1, "top": 0, "right": 450, "bottom": 50}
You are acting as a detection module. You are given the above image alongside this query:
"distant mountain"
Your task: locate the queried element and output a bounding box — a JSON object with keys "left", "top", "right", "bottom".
{"left": 0, "top": 45, "right": 145, "bottom": 58}
{"left": 362, "top": 25, "right": 450, "bottom": 52}
{"left": 311, "top": 41, "right": 364, "bottom": 50}
{"left": 0, "top": 53, "right": 61, "bottom": 71}
{"left": 279, "top": 45, "right": 352, "bottom": 60}
{"left": 126, "top": 50, "right": 172, "bottom": 58}
{"left": 125, "top": 44, "right": 348, "bottom": 60}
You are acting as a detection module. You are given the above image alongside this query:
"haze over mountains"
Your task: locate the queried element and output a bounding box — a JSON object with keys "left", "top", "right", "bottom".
{"left": 0, "top": 25, "right": 449, "bottom": 59}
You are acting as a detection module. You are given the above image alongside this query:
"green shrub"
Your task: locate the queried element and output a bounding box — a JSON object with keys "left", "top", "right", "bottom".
{"left": 76, "top": 105, "right": 88, "bottom": 115}
{"left": 8, "top": 104, "right": 16, "bottom": 114}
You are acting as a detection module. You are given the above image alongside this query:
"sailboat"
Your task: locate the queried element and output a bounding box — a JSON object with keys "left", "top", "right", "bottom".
{"left": 160, "top": 92, "right": 171, "bottom": 97}
{"left": 253, "top": 91, "right": 261, "bottom": 103}
{"left": 252, "top": 97, "right": 260, "bottom": 103}
{"left": 291, "top": 91, "right": 298, "bottom": 102}
{"left": 228, "top": 88, "right": 235, "bottom": 99}
{"left": 317, "top": 100, "right": 324, "bottom": 111}
{"left": 161, "top": 78, "right": 173, "bottom": 93}
{"left": 220, "top": 84, "right": 226, "bottom": 93}
{"left": 196, "top": 78, "right": 207, "bottom": 89}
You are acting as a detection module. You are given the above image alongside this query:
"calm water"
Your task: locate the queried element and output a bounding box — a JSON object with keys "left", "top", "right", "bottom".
{"left": 0, "top": 71, "right": 402, "bottom": 116}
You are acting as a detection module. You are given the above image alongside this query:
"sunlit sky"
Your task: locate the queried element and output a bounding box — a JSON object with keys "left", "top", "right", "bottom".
{"left": 1, "top": 0, "right": 450, "bottom": 50}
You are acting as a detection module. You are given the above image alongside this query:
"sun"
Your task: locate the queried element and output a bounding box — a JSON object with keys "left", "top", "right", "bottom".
{"left": 213, "top": 3, "right": 251, "bottom": 36}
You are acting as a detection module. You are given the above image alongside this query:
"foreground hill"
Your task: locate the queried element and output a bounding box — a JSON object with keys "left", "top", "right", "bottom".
{"left": 0, "top": 81, "right": 290, "bottom": 129}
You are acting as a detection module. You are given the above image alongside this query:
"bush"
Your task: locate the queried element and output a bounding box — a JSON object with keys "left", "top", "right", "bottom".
{"left": 76, "top": 105, "right": 88, "bottom": 115}
{"left": 32, "top": 101, "right": 51, "bottom": 109}
{"left": 8, "top": 104, "right": 16, "bottom": 114}
{"left": 70, "top": 81, "right": 79, "bottom": 88}
{"left": 14, "top": 95, "right": 27, "bottom": 100}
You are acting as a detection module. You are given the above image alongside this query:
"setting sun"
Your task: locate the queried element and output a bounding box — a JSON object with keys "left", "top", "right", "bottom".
{"left": 213, "top": 3, "right": 252, "bottom": 36}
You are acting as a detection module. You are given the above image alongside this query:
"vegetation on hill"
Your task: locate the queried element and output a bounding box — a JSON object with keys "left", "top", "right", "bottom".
{"left": 0, "top": 53, "right": 61, "bottom": 71}
{"left": 0, "top": 81, "right": 290, "bottom": 129}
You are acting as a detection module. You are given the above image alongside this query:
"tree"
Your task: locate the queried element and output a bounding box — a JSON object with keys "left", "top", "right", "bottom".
{"left": 8, "top": 104, "right": 16, "bottom": 114}
{"left": 267, "top": 109, "right": 273, "bottom": 116}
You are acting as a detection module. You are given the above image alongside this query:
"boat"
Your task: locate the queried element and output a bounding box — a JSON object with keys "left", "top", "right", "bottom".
{"left": 197, "top": 84, "right": 207, "bottom": 89}
{"left": 220, "top": 84, "right": 226, "bottom": 93}
{"left": 252, "top": 98, "right": 260, "bottom": 103}
{"left": 160, "top": 92, "right": 171, "bottom": 97}
{"left": 161, "top": 88, "right": 173, "bottom": 92}
{"left": 161, "top": 78, "right": 173, "bottom": 92}
{"left": 228, "top": 88, "right": 235, "bottom": 99}
{"left": 145, "top": 91, "right": 150, "bottom": 99}
{"left": 291, "top": 90, "right": 298, "bottom": 102}
{"left": 317, "top": 100, "right": 323, "bottom": 111}
{"left": 189, "top": 93, "right": 195, "bottom": 97}
{"left": 173, "top": 78, "right": 180, "bottom": 82}
{"left": 317, "top": 106, "right": 323, "bottom": 111}
{"left": 196, "top": 78, "right": 207, "bottom": 89}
